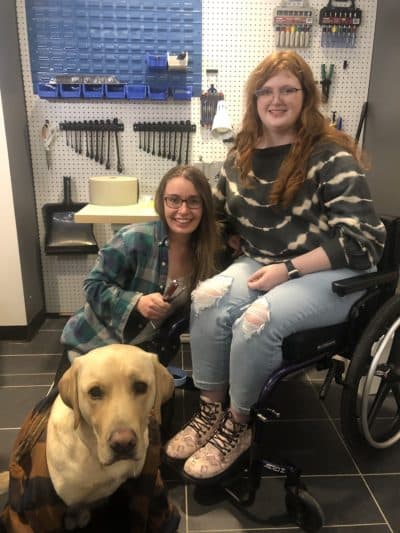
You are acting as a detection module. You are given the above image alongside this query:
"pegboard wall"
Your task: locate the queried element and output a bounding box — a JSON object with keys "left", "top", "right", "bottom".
{"left": 25, "top": 0, "right": 202, "bottom": 96}
{"left": 15, "top": 0, "right": 377, "bottom": 314}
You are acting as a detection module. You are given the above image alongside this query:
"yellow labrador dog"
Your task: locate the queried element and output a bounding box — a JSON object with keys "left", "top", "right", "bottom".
{"left": 0, "top": 344, "right": 175, "bottom": 531}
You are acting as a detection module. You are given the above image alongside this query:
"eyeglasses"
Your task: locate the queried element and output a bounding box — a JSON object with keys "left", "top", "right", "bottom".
{"left": 254, "top": 87, "right": 303, "bottom": 99}
{"left": 164, "top": 195, "right": 202, "bottom": 209}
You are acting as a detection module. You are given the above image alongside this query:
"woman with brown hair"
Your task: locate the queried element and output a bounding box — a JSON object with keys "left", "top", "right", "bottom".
{"left": 165, "top": 51, "right": 386, "bottom": 481}
{"left": 61, "top": 165, "right": 218, "bottom": 359}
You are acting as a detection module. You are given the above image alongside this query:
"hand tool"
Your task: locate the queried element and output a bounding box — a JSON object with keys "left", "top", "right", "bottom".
{"left": 177, "top": 121, "right": 184, "bottom": 164}
{"left": 105, "top": 119, "right": 111, "bottom": 169}
{"left": 94, "top": 119, "right": 99, "bottom": 162}
{"left": 162, "top": 122, "right": 167, "bottom": 158}
{"left": 84, "top": 120, "right": 89, "bottom": 157}
{"left": 90, "top": 121, "right": 94, "bottom": 159}
{"left": 99, "top": 120, "right": 105, "bottom": 164}
{"left": 320, "top": 63, "right": 334, "bottom": 103}
{"left": 157, "top": 122, "right": 162, "bottom": 157}
{"left": 146, "top": 128, "right": 151, "bottom": 154}
{"left": 78, "top": 126, "right": 82, "bottom": 154}
{"left": 113, "top": 118, "right": 123, "bottom": 173}
{"left": 74, "top": 123, "right": 78, "bottom": 153}
{"left": 184, "top": 120, "right": 191, "bottom": 164}
{"left": 151, "top": 123, "right": 156, "bottom": 156}
{"left": 171, "top": 124, "right": 177, "bottom": 161}
{"left": 167, "top": 123, "right": 172, "bottom": 159}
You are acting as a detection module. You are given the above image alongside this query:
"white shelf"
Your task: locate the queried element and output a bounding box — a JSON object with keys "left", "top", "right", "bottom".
{"left": 74, "top": 202, "right": 158, "bottom": 224}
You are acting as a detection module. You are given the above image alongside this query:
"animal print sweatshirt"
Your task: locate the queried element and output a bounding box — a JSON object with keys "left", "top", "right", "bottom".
{"left": 213, "top": 142, "right": 386, "bottom": 270}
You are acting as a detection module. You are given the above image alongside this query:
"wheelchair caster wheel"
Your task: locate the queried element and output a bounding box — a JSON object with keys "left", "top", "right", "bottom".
{"left": 285, "top": 487, "right": 324, "bottom": 532}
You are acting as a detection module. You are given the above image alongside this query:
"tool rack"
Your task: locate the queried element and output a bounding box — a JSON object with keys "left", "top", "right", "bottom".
{"left": 59, "top": 118, "right": 124, "bottom": 173}
{"left": 133, "top": 121, "right": 196, "bottom": 165}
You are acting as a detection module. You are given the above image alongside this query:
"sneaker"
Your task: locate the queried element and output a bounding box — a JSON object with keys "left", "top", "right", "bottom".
{"left": 183, "top": 411, "right": 252, "bottom": 481}
{"left": 164, "top": 397, "right": 225, "bottom": 460}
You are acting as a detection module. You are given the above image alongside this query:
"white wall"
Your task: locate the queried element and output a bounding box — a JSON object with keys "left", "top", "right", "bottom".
{"left": 0, "top": 90, "right": 27, "bottom": 325}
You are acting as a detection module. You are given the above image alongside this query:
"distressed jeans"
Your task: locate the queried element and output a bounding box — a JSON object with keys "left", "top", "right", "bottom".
{"left": 190, "top": 255, "right": 366, "bottom": 415}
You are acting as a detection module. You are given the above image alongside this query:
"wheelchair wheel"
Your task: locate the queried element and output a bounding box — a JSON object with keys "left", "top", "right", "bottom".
{"left": 341, "top": 295, "right": 400, "bottom": 450}
{"left": 285, "top": 487, "right": 324, "bottom": 532}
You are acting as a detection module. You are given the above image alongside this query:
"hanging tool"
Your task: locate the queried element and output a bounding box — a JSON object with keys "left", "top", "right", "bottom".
{"left": 84, "top": 120, "right": 89, "bottom": 158}
{"left": 320, "top": 63, "right": 334, "bottom": 103}
{"left": 157, "top": 122, "right": 162, "bottom": 157}
{"left": 94, "top": 119, "right": 99, "bottom": 162}
{"left": 41, "top": 119, "right": 57, "bottom": 169}
{"left": 113, "top": 118, "right": 123, "bottom": 173}
{"left": 105, "top": 119, "right": 111, "bottom": 169}
{"left": 177, "top": 121, "right": 184, "bottom": 164}
{"left": 355, "top": 101, "right": 368, "bottom": 145}
{"left": 171, "top": 124, "right": 177, "bottom": 161}
{"left": 99, "top": 120, "right": 105, "bottom": 164}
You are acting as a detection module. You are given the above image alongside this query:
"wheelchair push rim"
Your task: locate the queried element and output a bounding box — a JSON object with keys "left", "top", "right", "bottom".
{"left": 341, "top": 295, "right": 400, "bottom": 450}
{"left": 361, "top": 314, "right": 400, "bottom": 448}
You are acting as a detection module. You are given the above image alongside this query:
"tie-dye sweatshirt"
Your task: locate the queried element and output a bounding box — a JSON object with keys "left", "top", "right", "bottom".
{"left": 213, "top": 142, "right": 386, "bottom": 270}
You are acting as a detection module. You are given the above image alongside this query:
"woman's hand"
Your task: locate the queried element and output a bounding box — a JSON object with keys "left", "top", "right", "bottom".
{"left": 136, "top": 293, "right": 171, "bottom": 320}
{"left": 247, "top": 263, "right": 288, "bottom": 292}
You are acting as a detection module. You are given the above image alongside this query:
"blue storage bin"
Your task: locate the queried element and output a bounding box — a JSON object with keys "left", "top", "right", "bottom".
{"left": 126, "top": 84, "right": 147, "bottom": 100}
{"left": 105, "top": 83, "right": 126, "bottom": 99}
{"left": 172, "top": 86, "right": 192, "bottom": 100}
{"left": 148, "top": 86, "right": 169, "bottom": 100}
{"left": 59, "top": 83, "right": 82, "bottom": 98}
{"left": 145, "top": 53, "right": 168, "bottom": 71}
{"left": 82, "top": 83, "right": 104, "bottom": 98}
{"left": 37, "top": 83, "right": 59, "bottom": 98}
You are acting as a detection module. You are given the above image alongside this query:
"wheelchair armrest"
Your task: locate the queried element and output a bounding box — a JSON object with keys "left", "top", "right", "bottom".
{"left": 332, "top": 270, "right": 398, "bottom": 296}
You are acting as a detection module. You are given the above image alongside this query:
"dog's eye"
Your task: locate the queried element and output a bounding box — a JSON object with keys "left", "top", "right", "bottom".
{"left": 133, "top": 381, "right": 148, "bottom": 395}
{"left": 88, "top": 386, "right": 104, "bottom": 399}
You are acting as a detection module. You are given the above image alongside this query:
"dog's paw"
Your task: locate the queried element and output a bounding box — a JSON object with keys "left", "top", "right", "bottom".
{"left": 0, "top": 471, "right": 9, "bottom": 495}
{"left": 64, "top": 506, "right": 91, "bottom": 530}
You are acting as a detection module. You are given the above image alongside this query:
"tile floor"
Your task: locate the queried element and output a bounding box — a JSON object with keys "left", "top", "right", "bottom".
{"left": 0, "top": 316, "right": 399, "bottom": 532}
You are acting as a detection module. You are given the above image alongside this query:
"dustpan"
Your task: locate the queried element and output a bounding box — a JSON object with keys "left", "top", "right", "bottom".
{"left": 43, "top": 176, "right": 98, "bottom": 255}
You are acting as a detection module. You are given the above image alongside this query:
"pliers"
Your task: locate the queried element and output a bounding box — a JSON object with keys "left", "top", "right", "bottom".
{"left": 320, "top": 63, "right": 334, "bottom": 103}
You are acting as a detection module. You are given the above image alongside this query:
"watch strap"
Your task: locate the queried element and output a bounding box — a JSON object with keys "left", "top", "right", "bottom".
{"left": 283, "top": 259, "right": 301, "bottom": 280}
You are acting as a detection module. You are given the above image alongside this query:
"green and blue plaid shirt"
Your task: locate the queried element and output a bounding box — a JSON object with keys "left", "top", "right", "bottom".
{"left": 61, "top": 220, "right": 171, "bottom": 354}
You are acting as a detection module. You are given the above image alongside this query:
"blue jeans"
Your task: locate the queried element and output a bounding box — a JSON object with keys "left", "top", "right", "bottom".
{"left": 190, "top": 256, "right": 366, "bottom": 415}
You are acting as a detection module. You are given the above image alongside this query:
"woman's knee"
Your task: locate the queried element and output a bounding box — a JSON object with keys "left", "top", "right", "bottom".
{"left": 191, "top": 274, "right": 233, "bottom": 315}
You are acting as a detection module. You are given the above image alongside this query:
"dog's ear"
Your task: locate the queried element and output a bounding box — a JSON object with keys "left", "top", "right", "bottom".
{"left": 148, "top": 353, "right": 174, "bottom": 423}
{"left": 58, "top": 359, "right": 82, "bottom": 429}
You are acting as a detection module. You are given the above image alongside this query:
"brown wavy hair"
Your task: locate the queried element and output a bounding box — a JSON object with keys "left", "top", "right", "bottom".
{"left": 154, "top": 165, "right": 219, "bottom": 292}
{"left": 234, "top": 50, "right": 367, "bottom": 206}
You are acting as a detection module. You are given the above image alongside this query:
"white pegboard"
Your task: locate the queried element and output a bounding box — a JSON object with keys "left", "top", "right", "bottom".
{"left": 16, "top": 0, "right": 377, "bottom": 313}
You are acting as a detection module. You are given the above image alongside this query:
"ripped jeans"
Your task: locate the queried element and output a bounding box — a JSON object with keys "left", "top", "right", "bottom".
{"left": 190, "top": 255, "right": 366, "bottom": 415}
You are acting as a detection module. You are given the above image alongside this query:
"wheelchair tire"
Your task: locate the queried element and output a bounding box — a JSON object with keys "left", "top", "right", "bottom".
{"left": 285, "top": 487, "right": 324, "bottom": 533}
{"left": 341, "top": 294, "right": 400, "bottom": 450}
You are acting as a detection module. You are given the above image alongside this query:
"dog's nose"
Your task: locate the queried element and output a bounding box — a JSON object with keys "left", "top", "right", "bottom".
{"left": 109, "top": 428, "right": 137, "bottom": 457}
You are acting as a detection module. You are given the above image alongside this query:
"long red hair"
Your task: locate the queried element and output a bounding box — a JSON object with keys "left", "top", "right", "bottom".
{"left": 233, "top": 51, "right": 366, "bottom": 206}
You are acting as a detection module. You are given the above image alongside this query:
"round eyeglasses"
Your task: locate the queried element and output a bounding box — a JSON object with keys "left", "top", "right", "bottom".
{"left": 254, "top": 87, "right": 303, "bottom": 99}
{"left": 164, "top": 195, "right": 202, "bottom": 209}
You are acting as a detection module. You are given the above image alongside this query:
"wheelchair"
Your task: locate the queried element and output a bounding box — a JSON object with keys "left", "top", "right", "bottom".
{"left": 166, "top": 215, "right": 400, "bottom": 533}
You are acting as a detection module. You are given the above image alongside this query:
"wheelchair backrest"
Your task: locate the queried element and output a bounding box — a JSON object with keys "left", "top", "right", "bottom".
{"left": 377, "top": 216, "right": 400, "bottom": 273}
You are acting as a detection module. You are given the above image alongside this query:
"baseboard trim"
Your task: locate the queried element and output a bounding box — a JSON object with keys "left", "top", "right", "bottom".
{"left": 0, "top": 310, "right": 45, "bottom": 341}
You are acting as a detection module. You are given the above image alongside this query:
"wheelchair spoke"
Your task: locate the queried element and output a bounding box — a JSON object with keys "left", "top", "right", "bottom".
{"left": 391, "top": 383, "right": 400, "bottom": 410}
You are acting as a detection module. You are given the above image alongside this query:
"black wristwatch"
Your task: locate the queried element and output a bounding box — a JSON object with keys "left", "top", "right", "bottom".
{"left": 283, "top": 259, "right": 301, "bottom": 280}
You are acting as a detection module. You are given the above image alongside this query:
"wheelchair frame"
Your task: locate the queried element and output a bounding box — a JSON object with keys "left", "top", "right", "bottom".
{"left": 168, "top": 215, "right": 400, "bottom": 533}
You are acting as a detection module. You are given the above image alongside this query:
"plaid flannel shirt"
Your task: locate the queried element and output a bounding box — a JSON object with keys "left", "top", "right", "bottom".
{"left": 61, "top": 220, "right": 171, "bottom": 354}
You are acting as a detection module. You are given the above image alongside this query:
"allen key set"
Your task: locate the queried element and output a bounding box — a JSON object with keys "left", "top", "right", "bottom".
{"left": 59, "top": 118, "right": 124, "bottom": 173}
{"left": 133, "top": 121, "right": 196, "bottom": 164}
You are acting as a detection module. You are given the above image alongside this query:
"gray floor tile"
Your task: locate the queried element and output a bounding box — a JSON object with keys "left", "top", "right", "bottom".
{"left": 0, "top": 330, "right": 63, "bottom": 355}
{"left": 365, "top": 474, "right": 400, "bottom": 531}
{"left": 263, "top": 419, "right": 357, "bottom": 475}
{"left": 0, "top": 386, "right": 49, "bottom": 428}
{"left": 0, "top": 354, "right": 60, "bottom": 374}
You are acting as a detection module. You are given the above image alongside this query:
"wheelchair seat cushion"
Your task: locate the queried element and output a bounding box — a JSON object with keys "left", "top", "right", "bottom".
{"left": 282, "top": 323, "right": 348, "bottom": 363}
